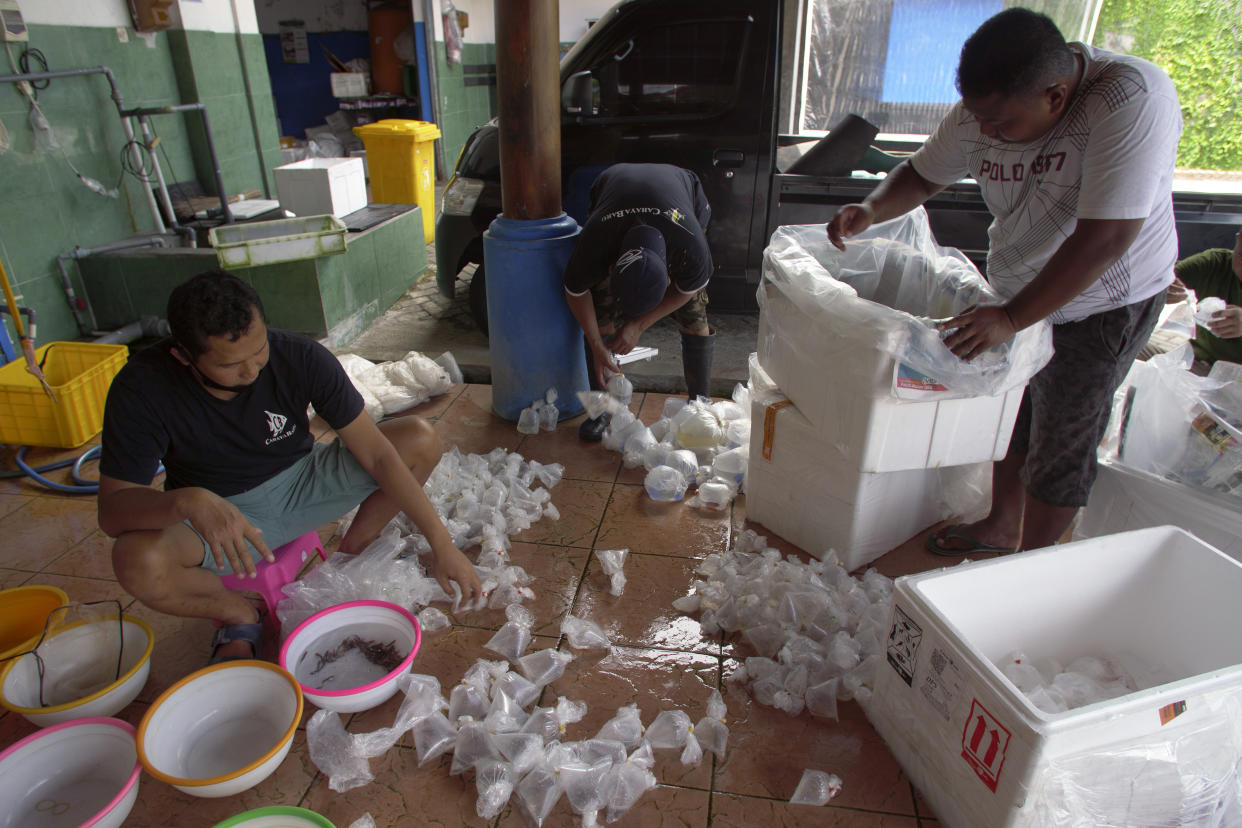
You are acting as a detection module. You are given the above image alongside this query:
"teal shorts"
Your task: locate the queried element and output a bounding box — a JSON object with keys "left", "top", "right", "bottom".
{"left": 191, "top": 440, "right": 379, "bottom": 574}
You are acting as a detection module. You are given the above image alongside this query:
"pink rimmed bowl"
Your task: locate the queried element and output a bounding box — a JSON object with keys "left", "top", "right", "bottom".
{"left": 279, "top": 600, "right": 421, "bottom": 713}
{"left": 0, "top": 716, "right": 140, "bottom": 828}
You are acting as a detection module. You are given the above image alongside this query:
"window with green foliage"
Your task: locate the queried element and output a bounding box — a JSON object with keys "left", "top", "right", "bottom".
{"left": 797, "top": 0, "right": 1242, "bottom": 176}
{"left": 1092, "top": 0, "right": 1242, "bottom": 172}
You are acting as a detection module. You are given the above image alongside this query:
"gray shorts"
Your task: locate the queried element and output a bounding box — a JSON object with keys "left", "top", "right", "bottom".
{"left": 192, "top": 439, "right": 379, "bottom": 574}
{"left": 1010, "top": 291, "right": 1165, "bottom": 508}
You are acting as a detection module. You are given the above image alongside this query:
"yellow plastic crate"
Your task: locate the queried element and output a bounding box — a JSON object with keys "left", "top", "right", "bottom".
{"left": 0, "top": 343, "right": 128, "bottom": 448}
{"left": 353, "top": 119, "right": 441, "bottom": 243}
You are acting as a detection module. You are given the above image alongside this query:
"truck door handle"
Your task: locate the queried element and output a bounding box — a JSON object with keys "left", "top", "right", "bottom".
{"left": 713, "top": 150, "right": 745, "bottom": 168}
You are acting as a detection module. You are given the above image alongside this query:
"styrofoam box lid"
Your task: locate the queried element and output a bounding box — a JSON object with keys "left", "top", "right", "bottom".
{"left": 895, "top": 525, "right": 1242, "bottom": 730}
{"left": 275, "top": 157, "right": 364, "bottom": 176}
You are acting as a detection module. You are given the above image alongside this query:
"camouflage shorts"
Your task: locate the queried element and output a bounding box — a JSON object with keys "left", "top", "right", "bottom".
{"left": 591, "top": 278, "right": 710, "bottom": 332}
{"left": 1009, "top": 291, "right": 1164, "bottom": 508}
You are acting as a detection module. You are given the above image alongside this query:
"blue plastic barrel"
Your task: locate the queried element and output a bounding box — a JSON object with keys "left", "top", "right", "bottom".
{"left": 483, "top": 213, "right": 588, "bottom": 421}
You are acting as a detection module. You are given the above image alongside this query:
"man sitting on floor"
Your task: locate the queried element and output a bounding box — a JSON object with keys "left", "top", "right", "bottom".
{"left": 97, "top": 269, "right": 482, "bottom": 662}
{"left": 1167, "top": 228, "right": 1242, "bottom": 369}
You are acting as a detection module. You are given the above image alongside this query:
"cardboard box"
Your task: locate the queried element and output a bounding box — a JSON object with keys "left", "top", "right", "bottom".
{"left": 758, "top": 279, "right": 1024, "bottom": 473}
{"left": 1075, "top": 453, "right": 1242, "bottom": 562}
{"left": 274, "top": 157, "right": 367, "bottom": 218}
{"left": 745, "top": 360, "right": 972, "bottom": 571}
{"left": 868, "top": 526, "right": 1242, "bottom": 827}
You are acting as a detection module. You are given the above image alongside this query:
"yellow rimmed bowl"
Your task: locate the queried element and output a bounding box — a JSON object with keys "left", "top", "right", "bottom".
{"left": 0, "top": 585, "right": 69, "bottom": 661}
{"left": 137, "top": 660, "right": 303, "bottom": 798}
{"left": 0, "top": 614, "right": 154, "bottom": 727}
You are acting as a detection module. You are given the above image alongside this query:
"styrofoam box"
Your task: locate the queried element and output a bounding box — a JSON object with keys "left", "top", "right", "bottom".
{"left": 746, "top": 387, "right": 962, "bottom": 572}
{"left": 330, "top": 72, "right": 369, "bottom": 98}
{"left": 1075, "top": 453, "right": 1242, "bottom": 563}
{"left": 274, "top": 157, "right": 367, "bottom": 218}
{"left": 757, "top": 281, "right": 1023, "bottom": 473}
{"left": 868, "top": 526, "right": 1242, "bottom": 828}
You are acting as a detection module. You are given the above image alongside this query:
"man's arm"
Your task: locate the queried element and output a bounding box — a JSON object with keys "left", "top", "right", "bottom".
{"left": 610, "top": 286, "right": 696, "bottom": 354}
{"left": 334, "top": 413, "right": 482, "bottom": 602}
{"left": 941, "top": 217, "right": 1146, "bottom": 360}
{"left": 565, "top": 289, "right": 620, "bottom": 387}
{"left": 97, "top": 476, "right": 272, "bottom": 576}
{"left": 825, "top": 161, "right": 947, "bottom": 250}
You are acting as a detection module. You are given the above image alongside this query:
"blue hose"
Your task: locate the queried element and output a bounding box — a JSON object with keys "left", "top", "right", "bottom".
{"left": 16, "top": 444, "right": 101, "bottom": 493}
{"left": 12, "top": 444, "right": 165, "bottom": 494}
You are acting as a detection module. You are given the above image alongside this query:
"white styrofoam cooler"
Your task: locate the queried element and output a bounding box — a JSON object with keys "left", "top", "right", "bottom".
{"left": 1075, "top": 453, "right": 1242, "bottom": 563}
{"left": 758, "top": 280, "right": 1024, "bottom": 473}
{"left": 868, "top": 526, "right": 1242, "bottom": 828}
{"left": 746, "top": 365, "right": 978, "bottom": 571}
{"left": 274, "top": 157, "right": 367, "bottom": 218}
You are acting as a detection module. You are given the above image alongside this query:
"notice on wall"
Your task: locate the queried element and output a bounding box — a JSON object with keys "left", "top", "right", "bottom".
{"left": 279, "top": 19, "right": 309, "bottom": 64}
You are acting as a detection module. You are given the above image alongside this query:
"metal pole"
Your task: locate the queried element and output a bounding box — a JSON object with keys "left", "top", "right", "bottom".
{"left": 137, "top": 115, "right": 180, "bottom": 229}
{"left": 124, "top": 104, "right": 234, "bottom": 223}
{"left": 422, "top": 0, "right": 448, "bottom": 177}
{"left": 494, "top": 0, "right": 562, "bottom": 220}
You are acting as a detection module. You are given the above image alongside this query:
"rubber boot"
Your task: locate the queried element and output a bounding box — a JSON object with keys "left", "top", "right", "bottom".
{"left": 579, "top": 337, "right": 610, "bottom": 441}
{"left": 681, "top": 330, "right": 715, "bottom": 401}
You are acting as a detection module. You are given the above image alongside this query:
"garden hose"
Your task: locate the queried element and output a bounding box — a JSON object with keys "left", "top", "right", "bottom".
{"left": 14, "top": 444, "right": 102, "bottom": 494}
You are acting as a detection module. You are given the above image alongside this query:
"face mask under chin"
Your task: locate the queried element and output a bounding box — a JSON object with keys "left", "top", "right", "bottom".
{"left": 188, "top": 360, "right": 264, "bottom": 393}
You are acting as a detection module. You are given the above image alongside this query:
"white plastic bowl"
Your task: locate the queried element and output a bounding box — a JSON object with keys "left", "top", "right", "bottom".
{"left": 279, "top": 600, "right": 421, "bottom": 713}
{"left": 0, "top": 616, "right": 153, "bottom": 727}
{"left": 137, "top": 660, "right": 302, "bottom": 798}
{"left": 0, "top": 716, "right": 140, "bottom": 828}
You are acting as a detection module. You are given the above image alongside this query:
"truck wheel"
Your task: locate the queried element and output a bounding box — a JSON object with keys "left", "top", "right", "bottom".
{"left": 468, "top": 262, "right": 489, "bottom": 336}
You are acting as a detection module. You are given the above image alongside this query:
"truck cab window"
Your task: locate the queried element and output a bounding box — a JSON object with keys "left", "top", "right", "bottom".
{"left": 588, "top": 20, "right": 749, "bottom": 119}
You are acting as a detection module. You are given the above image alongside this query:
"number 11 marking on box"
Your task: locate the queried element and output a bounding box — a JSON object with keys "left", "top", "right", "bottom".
{"left": 961, "top": 699, "right": 1010, "bottom": 792}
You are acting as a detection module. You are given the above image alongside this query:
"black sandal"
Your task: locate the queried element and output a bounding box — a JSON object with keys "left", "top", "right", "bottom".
{"left": 209, "top": 621, "right": 264, "bottom": 664}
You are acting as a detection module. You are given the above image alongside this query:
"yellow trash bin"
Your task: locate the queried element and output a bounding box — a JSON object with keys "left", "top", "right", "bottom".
{"left": 352, "top": 119, "right": 442, "bottom": 243}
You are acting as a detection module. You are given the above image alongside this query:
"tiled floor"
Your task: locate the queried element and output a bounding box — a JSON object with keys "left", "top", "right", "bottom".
{"left": 0, "top": 384, "right": 971, "bottom": 827}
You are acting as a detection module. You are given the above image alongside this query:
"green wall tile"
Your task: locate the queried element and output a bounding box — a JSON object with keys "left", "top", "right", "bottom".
{"left": 0, "top": 200, "right": 71, "bottom": 284}
{"left": 244, "top": 261, "right": 326, "bottom": 336}
{"left": 12, "top": 269, "right": 80, "bottom": 341}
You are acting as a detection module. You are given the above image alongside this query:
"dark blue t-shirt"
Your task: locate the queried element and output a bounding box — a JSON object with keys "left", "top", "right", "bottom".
{"left": 99, "top": 329, "right": 363, "bottom": 497}
{"left": 563, "top": 163, "right": 713, "bottom": 296}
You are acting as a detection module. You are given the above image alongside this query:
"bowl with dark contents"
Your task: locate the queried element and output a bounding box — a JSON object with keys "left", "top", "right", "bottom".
{"left": 279, "top": 600, "right": 421, "bottom": 713}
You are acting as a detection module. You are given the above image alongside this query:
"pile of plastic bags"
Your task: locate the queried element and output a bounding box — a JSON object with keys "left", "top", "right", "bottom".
{"left": 332, "top": 350, "right": 462, "bottom": 421}
{"left": 673, "top": 529, "right": 894, "bottom": 718}
{"left": 308, "top": 657, "right": 729, "bottom": 826}
{"left": 277, "top": 446, "right": 563, "bottom": 630}
{"left": 577, "top": 387, "right": 752, "bottom": 510}
{"left": 1110, "top": 344, "right": 1242, "bottom": 498}
{"left": 997, "top": 651, "right": 1140, "bottom": 715}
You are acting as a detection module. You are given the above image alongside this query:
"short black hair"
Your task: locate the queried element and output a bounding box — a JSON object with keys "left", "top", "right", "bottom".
{"left": 956, "top": 8, "right": 1075, "bottom": 100}
{"left": 167, "top": 269, "right": 266, "bottom": 358}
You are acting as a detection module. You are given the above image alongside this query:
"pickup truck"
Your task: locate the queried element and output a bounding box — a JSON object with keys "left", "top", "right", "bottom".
{"left": 434, "top": 0, "right": 1242, "bottom": 332}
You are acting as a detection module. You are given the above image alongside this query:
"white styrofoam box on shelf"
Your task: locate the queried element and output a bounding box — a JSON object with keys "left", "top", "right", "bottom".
{"left": 274, "top": 157, "right": 367, "bottom": 218}
{"left": 1074, "top": 453, "right": 1242, "bottom": 563}
{"left": 330, "top": 72, "right": 369, "bottom": 98}
{"left": 868, "top": 526, "right": 1242, "bottom": 828}
{"left": 209, "top": 215, "right": 347, "bottom": 269}
{"left": 758, "top": 280, "right": 1024, "bottom": 473}
{"left": 746, "top": 369, "right": 978, "bottom": 571}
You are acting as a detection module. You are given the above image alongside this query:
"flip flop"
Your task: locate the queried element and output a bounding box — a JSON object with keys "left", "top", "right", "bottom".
{"left": 925, "top": 524, "right": 1016, "bottom": 557}
{"left": 209, "top": 621, "right": 264, "bottom": 665}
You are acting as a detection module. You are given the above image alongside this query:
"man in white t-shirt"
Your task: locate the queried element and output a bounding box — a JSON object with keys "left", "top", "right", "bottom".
{"left": 827, "top": 8, "right": 1181, "bottom": 554}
